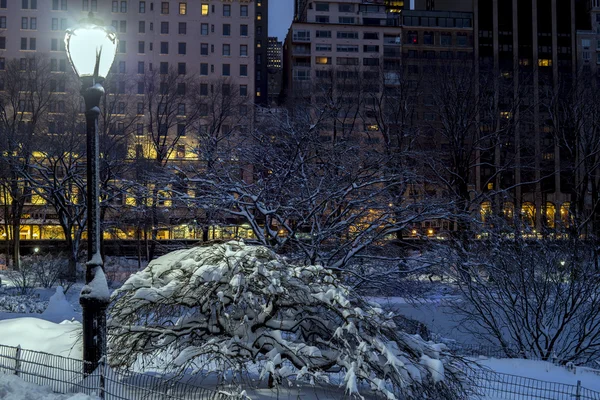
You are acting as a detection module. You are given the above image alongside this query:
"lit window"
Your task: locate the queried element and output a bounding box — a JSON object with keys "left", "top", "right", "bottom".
{"left": 500, "top": 111, "right": 512, "bottom": 119}
{"left": 538, "top": 59, "right": 552, "bottom": 67}
{"left": 315, "top": 56, "right": 331, "bottom": 64}
{"left": 201, "top": 3, "right": 208, "bottom": 15}
{"left": 257, "top": 12, "right": 262, "bottom": 20}
{"left": 179, "top": 2, "right": 186, "bottom": 14}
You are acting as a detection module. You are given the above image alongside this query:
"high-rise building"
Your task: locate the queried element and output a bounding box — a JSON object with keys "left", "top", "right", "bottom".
{"left": 284, "top": 0, "right": 597, "bottom": 234}
{"left": 267, "top": 37, "right": 283, "bottom": 105}
{"left": 0, "top": 1, "right": 257, "bottom": 100}
{"left": 473, "top": 0, "right": 580, "bottom": 230}
{"left": 255, "top": 0, "right": 268, "bottom": 105}
{"left": 0, "top": 0, "right": 261, "bottom": 243}
{"left": 267, "top": 37, "right": 282, "bottom": 69}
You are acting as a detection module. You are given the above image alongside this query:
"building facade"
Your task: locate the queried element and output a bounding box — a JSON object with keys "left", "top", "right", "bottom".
{"left": 0, "top": 0, "right": 262, "bottom": 244}
{"left": 284, "top": 0, "right": 598, "bottom": 234}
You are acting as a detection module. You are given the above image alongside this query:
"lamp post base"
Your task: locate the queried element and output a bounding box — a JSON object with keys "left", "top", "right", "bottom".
{"left": 80, "top": 296, "right": 108, "bottom": 375}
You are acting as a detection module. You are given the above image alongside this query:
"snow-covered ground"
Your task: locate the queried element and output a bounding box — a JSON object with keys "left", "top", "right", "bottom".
{"left": 1, "top": 264, "right": 599, "bottom": 400}
{"left": 0, "top": 373, "right": 98, "bottom": 400}
{"left": 477, "top": 358, "right": 600, "bottom": 391}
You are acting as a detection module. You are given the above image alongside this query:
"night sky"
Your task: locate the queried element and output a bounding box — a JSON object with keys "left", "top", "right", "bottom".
{"left": 269, "top": 0, "right": 294, "bottom": 41}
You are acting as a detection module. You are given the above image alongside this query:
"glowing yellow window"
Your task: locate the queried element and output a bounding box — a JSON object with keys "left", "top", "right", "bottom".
{"left": 480, "top": 201, "right": 491, "bottom": 222}
{"left": 257, "top": 13, "right": 262, "bottom": 20}
{"left": 366, "top": 124, "right": 379, "bottom": 131}
{"left": 315, "top": 56, "right": 331, "bottom": 64}
{"left": 201, "top": 3, "right": 209, "bottom": 15}
{"left": 500, "top": 111, "right": 511, "bottom": 119}
{"left": 538, "top": 59, "right": 552, "bottom": 67}
{"left": 487, "top": 182, "right": 493, "bottom": 190}
{"left": 179, "top": 2, "right": 187, "bottom": 15}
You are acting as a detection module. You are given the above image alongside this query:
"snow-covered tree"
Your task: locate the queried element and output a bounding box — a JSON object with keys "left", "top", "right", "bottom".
{"left": 109, "top": 241, "right": 467, "bottom": 399}
{"left": 444, "top": 221, "right": 600, "bottom": 365}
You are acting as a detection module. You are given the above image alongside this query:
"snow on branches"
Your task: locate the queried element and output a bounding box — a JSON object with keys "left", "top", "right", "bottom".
{"left": 108, "top": 241, "right": 467, "bottom": 399}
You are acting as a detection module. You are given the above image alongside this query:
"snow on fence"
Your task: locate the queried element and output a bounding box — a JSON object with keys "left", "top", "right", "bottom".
{"left": 0, "top": 344, "right": 228, "bottom": 400}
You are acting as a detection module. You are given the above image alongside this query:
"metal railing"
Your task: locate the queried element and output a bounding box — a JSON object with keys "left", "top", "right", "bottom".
{"left": 2, "top": 343, "right": 600, "bottom": 399}
{"left": 469, "top": 368, "right": 600, "bottom": 400}
{"left": 0, "top": 344, "right": 228, "bottom": 400}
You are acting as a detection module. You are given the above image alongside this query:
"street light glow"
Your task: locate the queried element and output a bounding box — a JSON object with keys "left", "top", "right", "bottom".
{"left": 64, "top": 21, "right": 118, "bottom": 80}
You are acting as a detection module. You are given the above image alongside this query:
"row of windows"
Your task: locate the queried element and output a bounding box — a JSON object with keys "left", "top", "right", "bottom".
{"left": 404, "top": 31, "right": 470, "bottom": 46}
{"left": 137, "top": 41, "right": 250, "bottom": 57}
{"left": 46, "top": 120, "right": 249, "bottom": 141}
{"left": 0, "top": 56, "right": 252, "bottom": 80}
{"left": 132, "top": 61, "right": 250, "bottom": 78}
{"left": 312, "top": 44, "right": 381, "bottom": 53}
{"left": 114, "top": 1, "right": 252, "bottom": 17}
{"left": 314, "top": 16, "right": 356, "bottom": 24}
{"left": 2, "top": 1, "right": 255, "bottom": 19}
{"left": 314, "top": 2, "right": 355, "bottom": 12}
{"left": 313, "top": 56, "right": 381, "bottom": 66}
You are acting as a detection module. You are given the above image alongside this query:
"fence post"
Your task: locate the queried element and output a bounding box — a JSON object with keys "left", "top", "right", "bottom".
{"left": 576, "top": 380, "right": 581, "bottom": 400}
{"left": 99, "top": 356, "right": 105, "bottom": 400}
{"left": 14, "top": 345, "right": 21, "bottom": 377}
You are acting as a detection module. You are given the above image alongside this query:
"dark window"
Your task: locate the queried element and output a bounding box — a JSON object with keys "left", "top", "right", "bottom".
{"left": 160, "top": 41, "right": 168, "bottom": 54}
{"left": 223, "top": 24, "right": 230, "bottom": 36}
{"left": 178, "top": 22, "right": 186, "bottom": 34}
{"left": 240, "top": 24, "right": 248, "bottom": 36}
{"left": 222, "top": 63, "right": 230, "bottom": 76}
{"left": 178, "top": 42, "right": 186, "bottom": 55}
{"left": 161, "top": 21, "right": 169, "bottom": 34}
{"left": 137, "top": 61, "right": 144, "bottom": 73}
{"left": 240, "top": 64, "right": 247, "bottom": 76}
{"left": 201, "top": 43, "right": 208, "bottom": 55}
{"left": 139, "top": 21, "right": 145, "bottom": 33}
{"left": 160, "top": 61, "right": 168, "bottom": 74}
{"left": 178, "top": 62, "right": 186, "bottom": 75}
{"left": 161, "top": 1, "right": 168, "bottom": 14}
{"left": 200, "top": 63, "right": 208, "bottom": 75}
{"left": 138, "top": 41, "right": 145, "bottom": 53}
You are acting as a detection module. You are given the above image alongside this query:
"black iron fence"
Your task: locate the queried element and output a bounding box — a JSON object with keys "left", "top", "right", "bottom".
{"left": 1, "top": 343, "right": 600, "bottom": 399}
{"left": 0, "top": 344, "right": 229, "bottom": 399}
{"left": 468, "top": 368, "right": 600, "bottom": 400}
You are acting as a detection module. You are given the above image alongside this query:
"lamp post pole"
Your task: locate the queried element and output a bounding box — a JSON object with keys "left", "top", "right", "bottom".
{"left": 81, "top": 77, "right": 107, "bottom": 375}
{"left": 65, "top": 15, "right": 118, "bottom": 375}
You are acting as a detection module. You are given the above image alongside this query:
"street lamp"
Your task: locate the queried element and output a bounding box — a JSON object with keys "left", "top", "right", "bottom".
{"left": 65, "top": 13, "right": 118, "bottom": 375}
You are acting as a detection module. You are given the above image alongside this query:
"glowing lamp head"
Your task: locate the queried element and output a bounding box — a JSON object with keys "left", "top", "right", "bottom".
{"left": 65, "top": 16, "right": 118, "bottom": 80}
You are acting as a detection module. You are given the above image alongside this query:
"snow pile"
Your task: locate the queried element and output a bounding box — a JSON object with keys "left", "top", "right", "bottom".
{"left": 41, "top": 286, "right": 77, "bottom": 323}
{"left": 109, "top": 241, "right": 467, "bottom": 400}
{"left": 0, "top": 318, "right": 81, "bottom": 358}
{"left": 0, "top": 373, "right": 98, "bottom": 400}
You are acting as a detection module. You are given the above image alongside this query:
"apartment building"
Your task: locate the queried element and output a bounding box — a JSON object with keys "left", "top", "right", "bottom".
{"left": 473, "top": 0, "right": 581, "bottom": 231}
{"left": 267, "top": 36, "right": 282, "bottom": 105}
{"left": 284, "top": 0, "right": 600, "bottom": 235}
{"left": 0, "top": 0, "right": 262, "bottom": 243}
{"left": 255, "top": 0, "right": 268, "bottom": 105}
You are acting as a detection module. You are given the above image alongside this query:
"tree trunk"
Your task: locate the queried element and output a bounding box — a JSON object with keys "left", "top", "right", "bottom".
{"left": 11, "top": 211, "right": 20, "bottom": 271}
